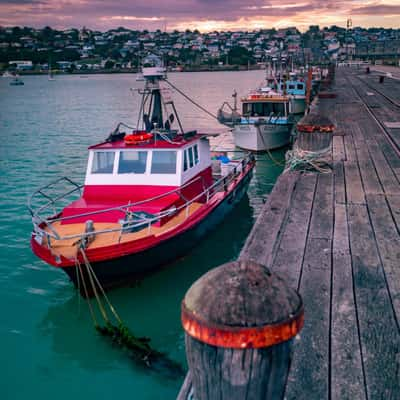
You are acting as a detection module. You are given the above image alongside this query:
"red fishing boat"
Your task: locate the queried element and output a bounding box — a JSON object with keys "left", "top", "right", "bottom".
{"left": 29, "top": 57, "right": 255, "bottom": 296}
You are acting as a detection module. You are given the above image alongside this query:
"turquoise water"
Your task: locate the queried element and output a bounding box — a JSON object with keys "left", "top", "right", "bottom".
{"left": 0, "top": 71, "right": 285, "bottom": 399}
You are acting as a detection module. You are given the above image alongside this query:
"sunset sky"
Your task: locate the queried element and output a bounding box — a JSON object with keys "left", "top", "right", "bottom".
{"left": 1, "top": 0, "right": 400, "bottom": 31}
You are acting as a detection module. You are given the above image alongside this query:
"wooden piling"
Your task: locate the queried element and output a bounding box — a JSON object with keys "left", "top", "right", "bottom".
{"left": 296, "top": 113, "right": 335, "bottom": 153}
{"left": 181, "top": 259, "right": 304, "bottom": 400}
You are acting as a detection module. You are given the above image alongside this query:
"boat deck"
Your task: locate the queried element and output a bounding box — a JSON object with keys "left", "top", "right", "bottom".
{"left": 178, "top": 67, "right": 400, "bottom": 399}
{"left": 45, "top": 201, "right": 204, "bottom": 260}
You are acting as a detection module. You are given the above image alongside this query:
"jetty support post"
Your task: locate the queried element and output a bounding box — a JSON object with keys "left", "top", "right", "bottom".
{"left": 180, "top": 259, "right": 304, "bottom": 400}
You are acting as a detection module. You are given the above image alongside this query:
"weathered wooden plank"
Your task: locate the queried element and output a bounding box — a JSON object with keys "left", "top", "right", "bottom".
{"left": 285, "top": 237, "right": 332, "bottom": 400}
{"left": 344, "top": 161, "right": 366, "bottom": 205}
{"left": 367, "top": 140, "right": 400, "bottom": 194}
{"left": 355, "top": 146, "right": 383, "bottom": 194}
{"left": 332, "top": 135, "right": 346, "bottom": 161}
{"left": 347, "top": 204, "right": 400, "bottom": 399}
{"left": 386, "top": 194, "right": 400, "bottom": 231}
{"left": 356, "top": 116, "right": 379, "bottom": 143}
{"left": 309, "top": 172, "right": 334, "bottom": 239}
{"left": 350, "top": 121, "right": 366, "bottom": 146}
{"left": 374, "top": 134, "right": 400, "bottom": 169}
{"left": 334, "top": 161, "right": 346, "bottom": 204}
{"left": 331, "top": 204, "right": 366, "bottom": 400}
{"left": 344, "top": 134, "right": 357, "bottom": 161}
{"left": 284, "top": 171, "right": 334, "bottom": 400}
{"left": 239, "top": 171, "right": 300, "bottom": 267}
{"left": 367, "top": 194, "right": 400, "bottom": 324}
{"left": 271, "top": 173, "right": 317, "bottom": 289}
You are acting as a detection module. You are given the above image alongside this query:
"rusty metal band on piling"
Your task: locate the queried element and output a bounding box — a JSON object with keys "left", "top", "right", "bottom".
{"left": 181, "top": 302, "right": 304, "bottom": 349}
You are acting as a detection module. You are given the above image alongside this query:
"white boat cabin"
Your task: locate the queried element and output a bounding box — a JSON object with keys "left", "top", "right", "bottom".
{"left": 85, "top": 135, "right": 212, "bottom": 188}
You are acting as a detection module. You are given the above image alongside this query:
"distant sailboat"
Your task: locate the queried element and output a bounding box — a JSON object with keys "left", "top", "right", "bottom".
{"left": 10, "top": 76, "right": 24, "bottom": 86}
{"left": 48, "top": 60, "right": 55, "bottom": 81}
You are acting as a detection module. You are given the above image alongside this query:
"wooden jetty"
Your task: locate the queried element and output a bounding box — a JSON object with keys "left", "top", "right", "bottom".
{"left": 177, "top": 66, "right": 400, "bottom": 399}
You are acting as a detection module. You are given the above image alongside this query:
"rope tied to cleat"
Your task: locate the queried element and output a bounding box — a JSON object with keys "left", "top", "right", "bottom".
{"left": 74, "top": 241, "right": 184, "bottom": 378}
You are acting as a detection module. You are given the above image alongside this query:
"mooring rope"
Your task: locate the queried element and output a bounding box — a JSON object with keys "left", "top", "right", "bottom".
{"left": 164, "top": 79, "right": 219, "bottom": 120}
{"left": 72, "top": 238, "right": 185, "bottom": 377}
{"left": 75, "top": 257, "right": 98, "bottom": 326}
{"left": 76, "top": 244, "right": 156, "bottom": 354}
{"left": 79, "top": 247, "right": 122, "bottom": 324}
{"left": 80, "top": 248, "right": 109, "bottom": 323}
{"left": 257, "top": 125, "right": 286, "bottom": 167}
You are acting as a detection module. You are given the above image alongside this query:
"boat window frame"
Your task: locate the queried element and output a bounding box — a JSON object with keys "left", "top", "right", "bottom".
{"left": 117, "top": 149, "right": 148, "bottom": 174}
{"left": 188, "top": 147, "right": 194, "bottom": 168}
{"left": 183, "top": 149, "right": 188, "bottom": 171}
{"left": 193, "top": 144, "right": 199, "bottom": 164}
{"left": 91, "top": 150, "right": 116, "bottom": 174}
{"left": 182, "top": 144, "right": 200, "bottom": 173}
{"left": 150, "top": 149, "right": 178, "bottom": 175}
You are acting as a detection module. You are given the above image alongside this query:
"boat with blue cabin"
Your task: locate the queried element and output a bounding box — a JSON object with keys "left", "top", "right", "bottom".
{"left": 29, "top": 56, "right": 255, "bottom": 296}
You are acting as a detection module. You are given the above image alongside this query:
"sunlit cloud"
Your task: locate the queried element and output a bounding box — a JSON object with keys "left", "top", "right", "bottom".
{"left": 0, "top": 0, "right": 399, "bottom": 30}
{"left": 100, "top": 16, "right": 165, "bottom": 22}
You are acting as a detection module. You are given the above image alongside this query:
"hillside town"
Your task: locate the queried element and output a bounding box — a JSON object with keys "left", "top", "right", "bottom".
{"left": 1, "top": 24, "right": 400, "bottom": 73}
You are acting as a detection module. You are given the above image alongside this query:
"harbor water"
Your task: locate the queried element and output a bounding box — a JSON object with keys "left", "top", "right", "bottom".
{"left": 0, "top": 71, "right": 286, "bottom": 399}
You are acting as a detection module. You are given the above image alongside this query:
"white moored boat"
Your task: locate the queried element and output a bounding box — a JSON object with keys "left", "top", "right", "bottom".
{"left": 218, "top": 86, "right": 294, "bottom": 152}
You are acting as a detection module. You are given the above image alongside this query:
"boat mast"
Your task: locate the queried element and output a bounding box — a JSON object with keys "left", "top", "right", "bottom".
{"left": 141, "top": 55, "right": 166, "bottom": 131}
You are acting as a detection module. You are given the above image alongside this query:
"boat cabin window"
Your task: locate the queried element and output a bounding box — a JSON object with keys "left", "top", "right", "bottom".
{"left": 92, "top": 151, "right": 115, "bottom": 174}
{"left": 188, "top": 147, "right": 194, "bottom": 168}
{"left": 183, "top": 151, "right": 188, "bottom": 171}
{"left": 288, "top": 84, "right": 295, "bottom": 90}
{"left": 297, "top": 83, "right": 304, "bottom": 90}
{"left": 193, "top": 144, "right": 199, "bottom": 164}
{"left": 151, "top": 150, "right": 177, "bottom": 174}
{"left": 243, "top": 102, "right": 286, "bottom": 117}
{"left": 183, "top": 144, "right": 199, "bottom": 172}
{"left": 118, "top": 150, "right": 147, "bottom": 174}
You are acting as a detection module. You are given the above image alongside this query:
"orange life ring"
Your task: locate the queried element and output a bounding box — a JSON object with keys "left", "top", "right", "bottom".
{"left": 124, "top": 132, "right": 153, "bottom": 145}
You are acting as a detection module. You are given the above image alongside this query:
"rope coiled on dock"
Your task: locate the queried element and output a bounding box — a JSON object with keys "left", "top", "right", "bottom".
{"left": 284, "top": 146, "right": 332, "bottom": 173}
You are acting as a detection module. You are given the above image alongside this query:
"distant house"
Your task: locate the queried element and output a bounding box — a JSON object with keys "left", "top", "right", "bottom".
{"left": 9, "top": 60, "right": 33, "bottom": 70}
{"left": 56, "top": 61, "right": 73, "bottom": 70}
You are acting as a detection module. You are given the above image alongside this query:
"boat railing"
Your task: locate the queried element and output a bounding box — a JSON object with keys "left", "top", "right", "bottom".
{"left": 29, "top": 174, "right": 204, "bottom": 228}
{"left": 31, "top": 154, "right": 255, "bottom": 247}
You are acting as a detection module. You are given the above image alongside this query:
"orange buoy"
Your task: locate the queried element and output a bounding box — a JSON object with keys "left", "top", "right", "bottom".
{"left": 124, "top": 132, "right": 153, "bottom": 145}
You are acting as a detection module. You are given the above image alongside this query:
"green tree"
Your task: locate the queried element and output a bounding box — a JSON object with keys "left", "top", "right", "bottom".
{"left": 104, "top": 60, "right": 115, "bottom": 69}
{"left": 228, "top": 46, "right": 254, "bottom": 65}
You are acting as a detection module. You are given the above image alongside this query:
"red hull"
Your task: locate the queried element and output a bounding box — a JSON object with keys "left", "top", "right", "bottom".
{"left": 31, "top": 161, "right": 255, "bottom": 274}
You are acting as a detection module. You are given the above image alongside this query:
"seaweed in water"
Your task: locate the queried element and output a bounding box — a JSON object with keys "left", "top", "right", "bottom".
{"left": 96, "top": 322, "right": 185, "bottom": 380}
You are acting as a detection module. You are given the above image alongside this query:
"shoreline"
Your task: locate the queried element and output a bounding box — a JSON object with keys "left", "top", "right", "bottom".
{"left": 2, "top": 65, "right": 265, "bottom": 76}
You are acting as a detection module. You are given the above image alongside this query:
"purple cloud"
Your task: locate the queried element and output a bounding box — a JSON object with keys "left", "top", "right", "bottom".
{"left": 351, "top": 4, "right": 400, "bottom": 15}
{"left": 0, "top": 0, "right": 399, "bottom": 30}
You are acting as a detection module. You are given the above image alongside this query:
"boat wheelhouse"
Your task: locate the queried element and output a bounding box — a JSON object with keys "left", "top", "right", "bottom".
{"left": 29, "top": 56, "right": 255, "bottom": 296}
{"left": 236, "top": 90, "right": 294, "bottom": 151}
{"left": 280, "top": 79, "right": 306, "bottom": 115}
{"left": 218, "top": 86, "right": 294, "bottom": 152}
